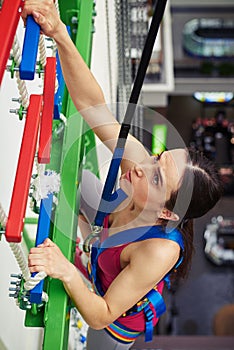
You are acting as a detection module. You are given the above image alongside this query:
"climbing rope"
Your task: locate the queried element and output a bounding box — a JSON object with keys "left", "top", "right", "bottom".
{"left": 39, "top": 34, "right": 47, "bottom": 69}
{"left": 0, "top": 204, "right": 29, "bottom": 281}
{"left": 10, "top": 240, "right": 49, "bottom": 302}
{"left": 9, "top": 242, "right": 31, "bottom": 281}
{"left": 11, "top": 35, "right": 29, "bottom": 110}
{"left": 0, "top": 201, "right": 48, "bottom": 302}
{"left": 24, "top": 271, "right": 47, "bottom": 291}
{"left": 0, "top": 202, "right": 7, "bottom": 228}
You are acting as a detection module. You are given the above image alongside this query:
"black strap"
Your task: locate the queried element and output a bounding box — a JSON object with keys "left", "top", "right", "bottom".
{"left": 89, "top": 0, "right": 168, "bottom": 238}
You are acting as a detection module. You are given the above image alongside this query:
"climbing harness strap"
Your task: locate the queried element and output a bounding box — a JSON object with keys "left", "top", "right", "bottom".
{"left": 105, "top": 321, "right": 141, "bottom": 344}
{"left": 88, "top": 225, "right": 184, "bottom": 343}
{"left": 105, "top": 289, "right": 165, "bottom": 344}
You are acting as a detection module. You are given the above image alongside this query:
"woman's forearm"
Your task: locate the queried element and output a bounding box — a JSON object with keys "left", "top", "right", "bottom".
{"left": 53, "top": 23, "right": 105, "bottom": 112}
{"left": 62, "top": 263, "right": 113, "bottom": 329}
{"left": 28, "top": 238, "right": 113, "bottom": 329}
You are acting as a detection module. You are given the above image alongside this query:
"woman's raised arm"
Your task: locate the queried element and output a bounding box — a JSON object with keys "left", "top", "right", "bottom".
{"left": 22, "top": 0, "right": 150, "bottom": 167}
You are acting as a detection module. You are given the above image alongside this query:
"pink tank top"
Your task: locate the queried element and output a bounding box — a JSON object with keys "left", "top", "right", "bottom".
{"left": 97, "top": 239, "right": 164, "bottom": 331}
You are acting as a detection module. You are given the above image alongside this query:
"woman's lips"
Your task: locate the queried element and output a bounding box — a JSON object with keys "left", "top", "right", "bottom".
{"left": 120, "top": 170, "right": 131, "bottom": 182}
{"left": 126, "top": 170, "right": 131, "bottom": 182}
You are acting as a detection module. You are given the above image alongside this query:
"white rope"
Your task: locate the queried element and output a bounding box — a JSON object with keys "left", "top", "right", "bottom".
{"left": 12, "top": 36, "right": 21, "bottom": 66}
{"left": 11, "top": 35, "right": 29, "bottom": 109}
{"left": 39, "top": 34, "right": 59, "bottom": 92}
{"left": 24, "top": 271, "right": 47, "bottom": 291}
{"left": 39, "top": 34, "right": 47, "bottom": 69}
{"left": 0, "top": 202, "right": 48, "bottom": 300}
{"left": 10, "top": 242, "right": 49, "bottom": 301}
{"left": 9, "top": 243, "right": 31, "bottom": 281}
{"left": 0, "top": 202, "right": 7, "bottom": 228}
{"left": 39, "top": 32, "right": 59, "bottom": 97}
{"left": 39, "top": 34, "right": 58, "bottom": 93}
{"left": 24, "top": 271, "right": 49, "bottom": 303}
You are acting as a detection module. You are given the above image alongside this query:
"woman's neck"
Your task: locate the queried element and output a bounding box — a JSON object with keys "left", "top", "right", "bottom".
{"left": 108, "top": 201, "right": 159, "bottom": 235}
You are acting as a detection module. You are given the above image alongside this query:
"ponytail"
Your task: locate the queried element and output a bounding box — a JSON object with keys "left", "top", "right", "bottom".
{"left": 178, "top": 219, "right": 194, "bottom": 277}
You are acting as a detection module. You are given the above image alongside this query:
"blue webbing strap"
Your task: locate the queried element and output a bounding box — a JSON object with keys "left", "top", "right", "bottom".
{"left": 100, "top": 225, "right": 184, "bottom": 251}
{"left": 144, "top": 288, "right": 166, "bottom": 342}
{"left": 94, "top": 148, "right": 128, "bottom": 227}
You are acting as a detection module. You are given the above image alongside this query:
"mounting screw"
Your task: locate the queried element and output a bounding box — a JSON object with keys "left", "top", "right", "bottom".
{"left": 71, "top": 16, "right": 78, "bottom": 24}
{"left": 12, "top": 97, "right": 21, "bottom": 103}
{"left": 9, "top": 106, "right": 27, "bottom": 120}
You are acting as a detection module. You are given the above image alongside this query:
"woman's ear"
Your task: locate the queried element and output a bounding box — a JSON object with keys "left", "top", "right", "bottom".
{"left": 159, "top": 208, "right": 180, "bottom": 222}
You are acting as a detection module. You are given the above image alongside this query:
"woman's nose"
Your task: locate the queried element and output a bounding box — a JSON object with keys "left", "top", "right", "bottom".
{"left": 134, "top": 164, "right": 144, "bottom": 177}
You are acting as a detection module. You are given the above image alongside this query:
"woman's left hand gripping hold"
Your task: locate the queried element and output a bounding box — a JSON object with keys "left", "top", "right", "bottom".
{"left": 21, "top": 0, "right": 64, "bottom": 39}
{"left": 28, "top": 238, "right": 76, "bottom": 284}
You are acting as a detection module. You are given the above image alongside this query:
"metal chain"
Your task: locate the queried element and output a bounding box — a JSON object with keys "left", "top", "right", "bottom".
{"left": 115, "top": 1, "right": 146, "bottom": 141}
{"left": 134, "top": 0, "right": 147, "bottom": 143}
{"left": 105, "top": 0, "right": 113, "bottom": 103}
{"left": 122, "top": 0, "right": 132, "bottom": 101}
{"left": 115, "top": 0, "right": 124, "bottom": 107}
{"left": 115, "top": 0, "right": 133, "bottom": 124}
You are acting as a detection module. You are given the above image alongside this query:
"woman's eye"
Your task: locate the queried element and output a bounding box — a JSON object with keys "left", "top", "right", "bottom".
{"left": 152, "top": 173, "right": 159, "bottom": 185}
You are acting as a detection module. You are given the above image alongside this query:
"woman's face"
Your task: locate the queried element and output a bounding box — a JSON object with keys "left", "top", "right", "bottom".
{"left": 120, "top": 148, "right": 188, "bottom": 214}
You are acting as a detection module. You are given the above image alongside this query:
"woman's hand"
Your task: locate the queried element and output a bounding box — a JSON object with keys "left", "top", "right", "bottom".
{"left": 28, "top": 238, "right": 76, "bottom": 284}
{"left": 21, "top": 0, "right": 65, "bottom": 39}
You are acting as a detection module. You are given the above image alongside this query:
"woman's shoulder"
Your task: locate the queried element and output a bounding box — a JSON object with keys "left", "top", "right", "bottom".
{"left": 120, "top": 237, "right": 180, "bottom": 286}
{"left": 122, "top": 235, "right": 180, "bottom": 268}
{"left": 137, "top": 237, "right": 180, "bottom": 259}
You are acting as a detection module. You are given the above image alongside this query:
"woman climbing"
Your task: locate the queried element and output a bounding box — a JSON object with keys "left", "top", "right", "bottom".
{"left": 22, "top": 1, "right": 223, "bottom": 349}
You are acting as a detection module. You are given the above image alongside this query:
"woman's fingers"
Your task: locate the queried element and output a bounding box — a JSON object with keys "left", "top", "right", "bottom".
{"left": 28, "top": 239, "right": 68, "bottom": 279}
{"left": 44, "top": 238, "right": 54, "bottom": 246}
{"left": 21, "top": 0, "right": 61, "bottom": 38}
{"left": 28, "top": 249, "right": 54, "bottom": 274}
